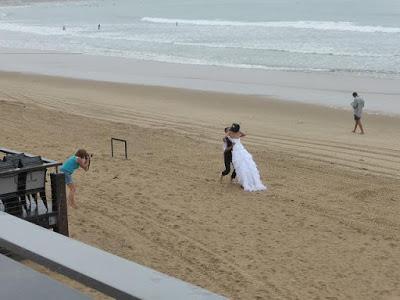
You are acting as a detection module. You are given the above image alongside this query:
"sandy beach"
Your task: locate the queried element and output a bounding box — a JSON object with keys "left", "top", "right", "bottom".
{"left": 1, "top": 70, "right": 400, "bottom": 299}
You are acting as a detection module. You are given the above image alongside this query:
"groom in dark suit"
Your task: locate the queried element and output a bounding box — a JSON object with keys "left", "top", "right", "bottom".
{"left": 220, "top": 127, "right": 236, "bottom": 182}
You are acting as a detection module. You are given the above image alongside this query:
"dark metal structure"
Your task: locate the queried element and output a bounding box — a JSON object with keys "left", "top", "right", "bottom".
{"left": 111, "top": 137, "right": 128, "bottom": 159}
{"left": 0, "top": 147, "right": 68, "bottom": 236}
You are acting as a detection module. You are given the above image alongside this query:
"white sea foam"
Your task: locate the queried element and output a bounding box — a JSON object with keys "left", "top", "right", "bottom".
{"left": 86, "top": 47, "right": 331, "bottom": 73}
{"left": 0, "top": 22, "right": 77, "bottom": 35}
{"left": 1, "top": 1, "right": 400, "bottom": 80}
{"left": 1, "top": 21, "right": 397, "bottom": 60}
{"left": 142, "top": 17, "right": 400, "bottom": 34}
{"left": 174, "top": 42, "right": 398, "bottom": 58}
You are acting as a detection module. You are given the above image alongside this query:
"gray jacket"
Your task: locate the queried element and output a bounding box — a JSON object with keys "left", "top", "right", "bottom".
{"left": 351, "top": 96, "right": 365, "bottom": 118}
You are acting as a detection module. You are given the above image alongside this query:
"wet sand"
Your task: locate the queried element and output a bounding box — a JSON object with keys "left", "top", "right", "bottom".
{"left": 1, "top": 48, "right": 400, "bottom": 114}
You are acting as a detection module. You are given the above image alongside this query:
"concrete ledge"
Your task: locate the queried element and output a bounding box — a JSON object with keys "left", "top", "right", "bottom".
{"left": 0, "top": 253, "right": 89, "bottom": 300}
{"left": 0, "top": 212, "right": 227, "bottom": 300}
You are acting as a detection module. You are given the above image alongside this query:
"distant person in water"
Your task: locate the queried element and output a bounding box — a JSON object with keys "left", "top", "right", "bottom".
{"left": 351, "top": 92, "right": 365, "bottom": 134}
{"left": 98, "top": 24, "right": 101, "bottom": 30}
{"left": 62, "top": 25, "right": 66, "bottom": 31}
{"left": 60, "top": 149, "right": 90, "bottom": 209}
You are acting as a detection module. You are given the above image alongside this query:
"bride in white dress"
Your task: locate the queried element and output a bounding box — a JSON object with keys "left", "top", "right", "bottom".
{"left": 229, "top": 123, "right": 267, "bottom": 192}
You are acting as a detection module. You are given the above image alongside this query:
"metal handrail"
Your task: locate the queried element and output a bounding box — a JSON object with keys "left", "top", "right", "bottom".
{"left": 0, "top": 147, "right": 61, "bottom": 176}
{"left": 0, "top": 147, "right": 58, "bottom": 164}
{"left": 0, "top": 162, "right": 61, "bottom": 177}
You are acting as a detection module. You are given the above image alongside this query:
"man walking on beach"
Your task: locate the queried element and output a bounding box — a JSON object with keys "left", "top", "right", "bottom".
{"left": 351, "top": 92, "right": 365, "bottom": 134}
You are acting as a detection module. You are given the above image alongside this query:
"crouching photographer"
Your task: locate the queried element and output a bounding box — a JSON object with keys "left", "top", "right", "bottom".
{"left": 60, "top": 149, "right": 92, "bottom": 209}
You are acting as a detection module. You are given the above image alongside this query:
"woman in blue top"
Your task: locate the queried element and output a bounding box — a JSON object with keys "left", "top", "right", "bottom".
{"left": 60, "top": 149, "right": 90, "bottom": 209}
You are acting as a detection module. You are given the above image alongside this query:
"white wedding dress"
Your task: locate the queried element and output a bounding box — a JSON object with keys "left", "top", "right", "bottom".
{"left": 230, "top": 138, "right": 267, "bottom": 192}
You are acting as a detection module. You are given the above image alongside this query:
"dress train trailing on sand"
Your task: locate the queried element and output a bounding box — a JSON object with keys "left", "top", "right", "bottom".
{"left": 230, "top": 138, "right": 266, "bottom": 192}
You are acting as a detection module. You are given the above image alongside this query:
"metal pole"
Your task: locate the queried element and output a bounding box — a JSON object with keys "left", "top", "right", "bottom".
{"left": 124, "top": 141, "right": 128, "bottom": 159}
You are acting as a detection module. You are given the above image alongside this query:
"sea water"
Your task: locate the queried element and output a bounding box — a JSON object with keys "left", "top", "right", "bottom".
{"left": 1, "top": 0, "right": 400, "bottom": 77}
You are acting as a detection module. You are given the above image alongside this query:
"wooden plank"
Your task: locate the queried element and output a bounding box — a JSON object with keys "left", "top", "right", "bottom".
{"left": 50, "top": 173, "right": 69, "bottom": 236}
{"left": 0, "top": 254, "right": 90, "bottom": 300}
{"left": 0, "top": 212, "right": 227, "bottom": 300}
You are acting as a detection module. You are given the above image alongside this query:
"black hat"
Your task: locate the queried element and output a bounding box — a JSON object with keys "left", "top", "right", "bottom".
{"left": 230, "top": 123, "right": 240, "bottom": 133}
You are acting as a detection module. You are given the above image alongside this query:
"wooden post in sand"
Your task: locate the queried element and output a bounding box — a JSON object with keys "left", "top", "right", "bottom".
{"left": 51, "top": 173, "right": 69, "bottom": 237}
